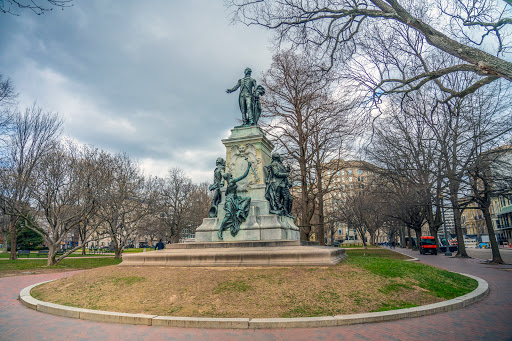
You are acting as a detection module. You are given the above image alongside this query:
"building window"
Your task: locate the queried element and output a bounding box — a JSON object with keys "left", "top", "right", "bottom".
{"left": 350, "top": 184, "right": 354, "bottom": 189}
{"left": 342, "top": 184, "right": 346, "bottom": 190}
{"left": 349, "top": 177, "right": 353, "bottom": 182}
{"left": 341, "top": 170, "right": 345, "bottom": 175}
{"left": 348, "top": 169, "right": 353, "bottom": 175}
{"left": 338, "top": 229, "right": 342, "bottom": 235}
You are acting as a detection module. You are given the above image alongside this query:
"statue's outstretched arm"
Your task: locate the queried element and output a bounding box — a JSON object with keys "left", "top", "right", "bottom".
{"left": 234, "top": 162, "right": 251, "bottom": 182}
{"left": 226, "top": 79, "right": 241, "bottom": 93}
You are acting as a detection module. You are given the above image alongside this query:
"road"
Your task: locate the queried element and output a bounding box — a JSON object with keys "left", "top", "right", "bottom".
{"left": 465, "top": 247, "right": 512, "bottom": 263}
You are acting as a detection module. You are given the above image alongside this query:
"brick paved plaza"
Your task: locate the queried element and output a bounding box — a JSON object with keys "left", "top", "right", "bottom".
{"left": 1, "top": 248, "right": 511, "bottom": 341}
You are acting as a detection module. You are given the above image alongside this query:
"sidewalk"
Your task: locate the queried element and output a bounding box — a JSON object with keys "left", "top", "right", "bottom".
{"left": 0, "top": 248, "right": 511, "bottom": 341}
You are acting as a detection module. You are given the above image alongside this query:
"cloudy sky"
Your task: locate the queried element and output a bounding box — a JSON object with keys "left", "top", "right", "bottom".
{"left": 1, "top": 1, "right": 273, "bottom": 183}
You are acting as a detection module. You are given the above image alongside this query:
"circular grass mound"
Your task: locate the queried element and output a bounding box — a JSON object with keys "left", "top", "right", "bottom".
{"left": 30, "top": 249, "right": 477, "bottom": 318}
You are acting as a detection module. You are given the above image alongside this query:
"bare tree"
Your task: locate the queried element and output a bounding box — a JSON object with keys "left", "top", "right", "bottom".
{"left": 24, "top": 141, "right": 107, "bottom": 265}
{"left": 260, "top": 51, "right": 354, "bottom": 242}
{"left": 0, "top": 104, "right": 62, "bottom": 259}
{"left": 332, "top": 190, "right": 387, "bottom": 248}
{"left": 0, "top": 74, "right": 17, "bottom": 144}
{"left": 156, "top": 168, "right": 195, "bottom": 244}
{"left": 464, "top": 150, "right": 509, "bottom": 263}
{"left": 71, "top": 146, "right": 111, "bottom": 255}
{"left": 367, "top": 89, "right": 445, "bottom": 247}
{"left": 1, "top": 0, "right": 73, "bottom": 15}
{"left": 186, "top": 182, "right": 212, "bottom": 233}
{"left": 229, "top": 0, "right": 512, "bottom": 99}
{"left": 0, "top": 74, "right": 17, "bottom": 108}
{"left": 0, "top": 211, "right": 9, "bottom": 253}
{"left": 462, "top": 98, "right": 512, "bottom": 264}
{"left": 97, "top": 153, "right": 152, "bottom": 258}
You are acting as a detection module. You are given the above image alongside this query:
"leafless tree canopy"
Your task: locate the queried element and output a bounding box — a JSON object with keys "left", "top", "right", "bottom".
{"left": 0, "top": 104, "right": 62, "bottom": 259}
{"left": 229, "top": 0, "right": 512, "bottom": 104}
{"left": 96, "top": 153, "right": 152, "bottom": 258}
{"left": 364, "top": 71, "right": 511, "bottom": 261}
{"left": 155, "top": 168, "right": 196, "bottom": 244}
{"left": 260, "top": 51, "right": 356, "bottom": 242}
{"left": 1, "top": 0, "right": 73, "bottom": 15}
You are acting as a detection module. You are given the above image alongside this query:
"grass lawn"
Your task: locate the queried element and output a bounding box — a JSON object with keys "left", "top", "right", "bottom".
{"left": 0, "top": 258, "right": 122, "bottom": 277}
{"left": 344, "top": 249, "right": 476, "bottom": 300}
{"left": 340, "top": 244, "right": 378, "bottom": 248}
{"left": 31, "top": 249, "right": 478, "bottom": 318}
{"left": 0, "top": 252, "right": 115, "bottom": 258}
{"left": 122, "top": 248, "right": 151, "bottom": 253}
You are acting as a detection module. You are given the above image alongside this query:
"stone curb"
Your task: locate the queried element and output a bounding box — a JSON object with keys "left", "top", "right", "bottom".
{"left": 19, "top": 272, "right": 488, "bottom": 329}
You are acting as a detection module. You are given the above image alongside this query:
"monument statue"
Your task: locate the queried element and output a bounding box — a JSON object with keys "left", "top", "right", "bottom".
{"left": 226, "top": 68, "right": 265, "bottom": 126}
{"left": 264, "top": 152, "right": 294, "bottom": 218}
{"left": 208, "top": 157, "right": 226, "bottom": 218}
{"left": 217, "top": 160, "right": 252, "bottom": 240}
{"left": 253, "top": 85, "right": 265, "bottom": 125}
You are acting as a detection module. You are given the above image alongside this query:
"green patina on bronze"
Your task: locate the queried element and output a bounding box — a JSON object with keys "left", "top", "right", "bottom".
{"left": 226, "top": 67, "right": 265, "bottom": 126}
{"left": 264, "top": 152, "right": 294, "bottom": 218}
{"left": 217, "top": 160, "right": 252, "bottom": 240}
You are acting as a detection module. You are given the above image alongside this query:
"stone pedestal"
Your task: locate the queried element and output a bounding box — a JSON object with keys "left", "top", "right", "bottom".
{"left": 120, "top": 126, "right": 345, "bottom": 268}
{"left": 120, "top": 241, "right": 346, "bottom": 267}
{"left": 195, "top": 126, "right": 299, "bottom": 242}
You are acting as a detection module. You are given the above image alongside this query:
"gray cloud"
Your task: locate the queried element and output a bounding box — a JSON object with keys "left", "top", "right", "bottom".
{"left": 0, "top": 0, "right": 273, "bottom": 182}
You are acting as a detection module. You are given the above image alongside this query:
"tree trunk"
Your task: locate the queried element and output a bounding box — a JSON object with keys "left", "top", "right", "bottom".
{"left": 400, "top": 225, "right": 405, "bottom": 248}
{"left": 2, "top": 230, "right": 8, "bottom": 253}
{"left": 360, "top": 228, "right": 368, "bottom": 248}
{"left": 47, "top": 244, "right": 58, "bottom": 266}
{"left": 315, "top": 165, "right": 325, "bottom": 246}
{"left": 451, "top": 204, "right": 469, "bottom": 258}
{"left": 482, "top": 205, "right": 504, "bottom": 264}
{"left": 427, "top": 202, "right": 440, "bottom": 247}
{"left": 317, "top": 197, "right": 325, "bottom": 246}
{"left": 300, "top": 185, "right": 310, "bottom": 241}
{"left": 414, "top": 228, "right": 422, "bottom": 251}
{"left": 114, "top": 246, "right": 122, "bottom": 259}
{"left": 82, "top": 244, "right": 86, "bottom": 255}
{"left": 9, "top": 219, "right": 17, "bottom": 260}
{"left": 407, "top": 226, "right": 412, "bottom": 248}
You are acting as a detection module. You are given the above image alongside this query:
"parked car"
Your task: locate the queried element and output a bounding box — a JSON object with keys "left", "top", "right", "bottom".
{"left": 478, "top": 242, "right": 490, "bottom": 249}
{"left": 419, "top": 236, "right": 438, "bottom": 255}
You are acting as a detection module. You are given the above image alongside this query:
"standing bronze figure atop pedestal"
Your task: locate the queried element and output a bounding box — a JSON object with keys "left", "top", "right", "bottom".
{"left": 226, "top": 67, "right": 265, "bottom": 126}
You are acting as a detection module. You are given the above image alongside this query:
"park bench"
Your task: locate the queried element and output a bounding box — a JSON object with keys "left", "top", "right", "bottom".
{"left": 37, "top": 250, "right": 49, "bottom": 257}
{"left": 17, "top": 250, "right": 31, "bottom": 258}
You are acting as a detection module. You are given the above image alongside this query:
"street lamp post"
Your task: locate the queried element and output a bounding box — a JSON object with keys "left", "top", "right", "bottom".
{"left": 441, "top": 196, "right": 452, "bottom": 256}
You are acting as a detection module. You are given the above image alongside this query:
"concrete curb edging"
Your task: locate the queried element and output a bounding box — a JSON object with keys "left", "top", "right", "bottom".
{"left": 19, "top": 273, "right": 488, "bottom": 329}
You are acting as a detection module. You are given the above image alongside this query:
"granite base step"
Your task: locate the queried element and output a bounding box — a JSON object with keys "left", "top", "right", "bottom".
{"left": 121, "top": 243, "right": 346, "bottom": 267}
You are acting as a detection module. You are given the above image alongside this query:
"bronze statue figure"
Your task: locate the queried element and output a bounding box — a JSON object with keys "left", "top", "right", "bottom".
{"left": 264, "top": 152, "right": 294, "bottom": 218}
{"left": 208, "top": 157, "right": 226, "bottom": 218}
{"left": 226, "top": 68, "right": 265, "bottom": 126}
{"left": 253, "top": 85, "right": 265, "bottom": 125}
{"left": 217, "top": 160, "right": 252, "bottom": 240}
